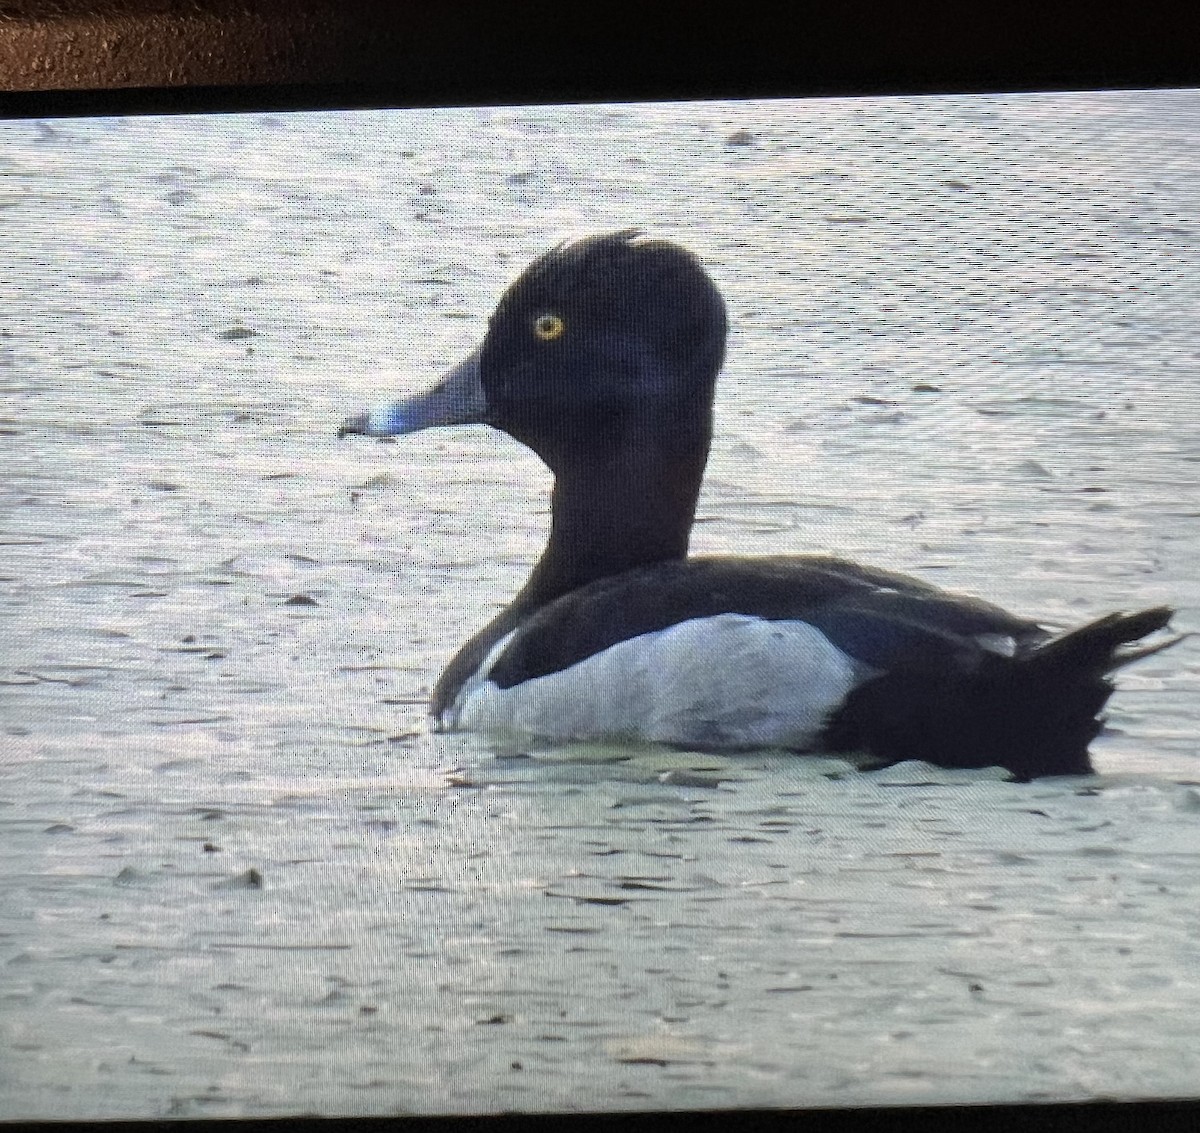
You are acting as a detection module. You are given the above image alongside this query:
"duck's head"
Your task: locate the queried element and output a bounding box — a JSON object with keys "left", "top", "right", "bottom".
{"left": 340, "top": 230, "right": 727, "bottom": 471}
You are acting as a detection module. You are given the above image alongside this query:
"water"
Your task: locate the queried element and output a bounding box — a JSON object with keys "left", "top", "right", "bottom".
{"left": 2, "top": 91, "right": 1199, "bottom": 1119}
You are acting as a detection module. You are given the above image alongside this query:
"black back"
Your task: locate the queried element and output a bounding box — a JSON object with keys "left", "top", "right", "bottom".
{"left": 486, "top": 554, "right": 1043, "bottom": 690}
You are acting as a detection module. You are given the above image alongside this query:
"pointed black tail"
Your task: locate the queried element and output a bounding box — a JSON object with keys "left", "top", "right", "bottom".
{"left": 823, "top": 606, "right": 1181, "bottom": 780}
{"left": 1026, "top": 605, "right": 1178, "bottom": 676}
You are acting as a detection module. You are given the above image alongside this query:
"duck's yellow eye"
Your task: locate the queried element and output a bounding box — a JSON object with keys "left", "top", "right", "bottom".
{"left": 533, "top": 313, "right": 565, "bottom": 341}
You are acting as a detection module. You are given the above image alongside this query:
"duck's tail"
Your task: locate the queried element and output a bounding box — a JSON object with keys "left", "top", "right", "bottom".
{"left": 1029, "top": 606, "right": 1179, "bottom": 675}
{"left": 823, "top": 606, "right": 1183, "bottom": 780}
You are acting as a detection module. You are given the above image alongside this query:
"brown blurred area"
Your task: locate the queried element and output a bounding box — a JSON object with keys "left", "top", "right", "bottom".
{"left": 1, "top": 2, "right": 1194, "bottom": 101}
{"left": 0, "top": 0, "right": 411, "bottom": 91}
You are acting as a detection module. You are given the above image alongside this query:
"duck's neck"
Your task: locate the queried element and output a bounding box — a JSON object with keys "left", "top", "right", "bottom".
{"left": 513, "top": 442, "right": 708, "bottom": 614}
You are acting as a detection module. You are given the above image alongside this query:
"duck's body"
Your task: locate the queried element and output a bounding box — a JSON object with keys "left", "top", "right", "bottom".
{"left": 341, "top": 230, "right": 1178, "bottom": 779}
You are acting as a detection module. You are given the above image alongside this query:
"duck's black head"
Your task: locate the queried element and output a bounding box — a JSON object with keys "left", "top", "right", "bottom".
{"left": 480, "top": 231, "right": 727, "bottom": 464}
{"left": 341, "top": 230, "right": 727, "bottom": 472}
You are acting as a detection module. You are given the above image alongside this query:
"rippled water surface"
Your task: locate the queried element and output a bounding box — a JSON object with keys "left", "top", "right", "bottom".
{"left": 2, "top": 92, "right": 1200, "bottom": 1119}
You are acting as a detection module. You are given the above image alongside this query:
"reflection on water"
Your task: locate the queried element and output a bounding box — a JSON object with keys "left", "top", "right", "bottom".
{"left": 2, "top": 91, "right": 1199, "bottom": 1118}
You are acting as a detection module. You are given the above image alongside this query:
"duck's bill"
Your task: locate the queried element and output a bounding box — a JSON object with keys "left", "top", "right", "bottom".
{"left": 339, "top": 349, "right": 487, "bottom": 438}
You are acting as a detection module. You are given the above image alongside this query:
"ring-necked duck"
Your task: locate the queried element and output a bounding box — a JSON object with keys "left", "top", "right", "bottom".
{"left": 341, "top": 230, "right": 1180, "bottom": 779}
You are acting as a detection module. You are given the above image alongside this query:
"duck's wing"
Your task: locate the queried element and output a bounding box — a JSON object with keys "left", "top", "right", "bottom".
{"left": 482, "top": 554, "right": 1045, "bottom": 691}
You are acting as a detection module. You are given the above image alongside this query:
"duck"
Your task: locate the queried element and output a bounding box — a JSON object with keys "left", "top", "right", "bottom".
{"left": 340, "top": 230, "right": 1180, "bottom": 780}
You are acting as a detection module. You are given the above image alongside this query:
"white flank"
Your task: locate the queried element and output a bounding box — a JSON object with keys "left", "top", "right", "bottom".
{"left": 445, "top": 614, "right": 869, "bottom": 750}
{"left": 975, "top": 633, "right": 1017, "bottom": 657}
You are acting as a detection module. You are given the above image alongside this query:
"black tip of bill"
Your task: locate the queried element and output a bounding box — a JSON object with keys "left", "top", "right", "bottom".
{"left": 337, "top": 413, "right": 371, "bottom": 438}
{"left": 337, "top": 349, "right": 487, "bottom": 440}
